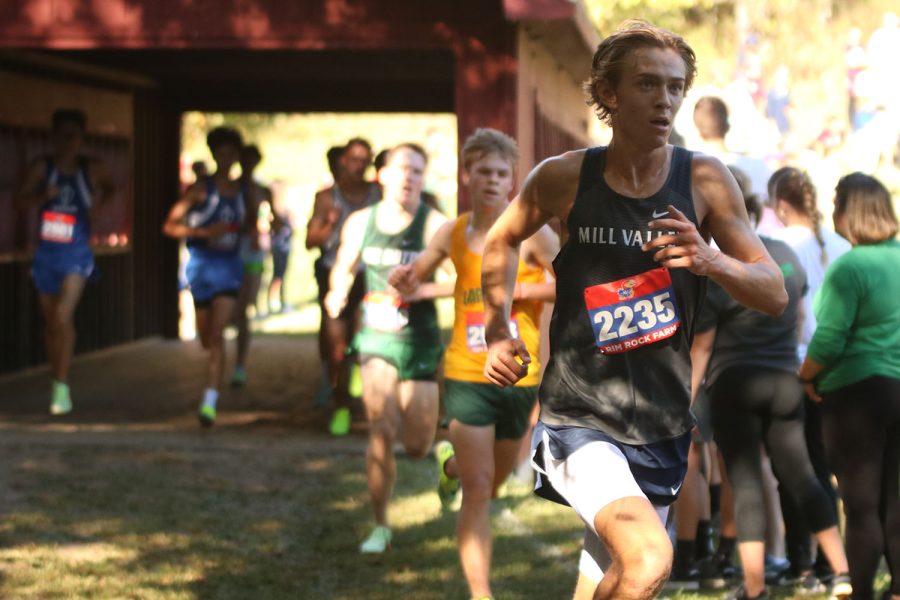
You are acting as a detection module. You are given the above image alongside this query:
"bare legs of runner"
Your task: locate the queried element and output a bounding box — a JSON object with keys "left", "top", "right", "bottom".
{"left": 196, "top": 295, "right": 236, "bottom": 393}
{"left": 38, "top": 274, "right": 87, "bottom": 385}
{"left": 234, "top": 270, "right": 262, "bottom": 381}
{"left": 573, "top": 499, "right": 673, "bottom": 600}
{"left": 441, "top": 422, "right": 523, "bottom": 598}
{"left": 362, "top": 357, "right": 439, "bottom": 526}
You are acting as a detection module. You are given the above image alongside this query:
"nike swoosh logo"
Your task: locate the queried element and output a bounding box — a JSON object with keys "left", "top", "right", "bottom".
{"left": 652, "top": 209, "right": 669, "bottom": 218}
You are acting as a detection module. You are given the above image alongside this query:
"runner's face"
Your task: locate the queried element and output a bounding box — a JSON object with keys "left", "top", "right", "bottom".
{"left": 604, "top": 47, "right": 686, "bottom": 148}
{"left": 212, "top": 143, "right": 240, "bottom": 173}
{"left": 341, "top": 144, "right": 372, "bottom": 183}
{"left": 53, "top": 122, "right": 83, "bottom": 158}
{"left": 381, "top": 148, "right": 425, "bottom": 204}
{"left": 464, "top": 152, "right": 514, "bottom": 209}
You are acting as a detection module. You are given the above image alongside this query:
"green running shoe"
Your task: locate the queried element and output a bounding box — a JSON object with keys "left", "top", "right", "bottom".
{"left": 435, "top": 440, "right": 460, "bottom": 510}
{"left": 329, "top": 407, "right": 351, "bottom": 437}
{"left": 49, "top": 381, "right": 72, "bottom": 415}
{"left": 359, "top": 525, "right": 392, "bottom": 554}
{"left": 198, "top": 403, "right": 216, "bottom": 428}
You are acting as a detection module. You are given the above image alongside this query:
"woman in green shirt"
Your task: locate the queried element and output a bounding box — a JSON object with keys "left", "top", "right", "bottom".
{"left": 798, "top": 172, "right": 900, "bottom": 600}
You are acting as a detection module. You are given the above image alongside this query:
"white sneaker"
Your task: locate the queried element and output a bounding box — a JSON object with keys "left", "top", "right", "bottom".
{"left": 359, "top": 525, "right": 392, "bottom": 554}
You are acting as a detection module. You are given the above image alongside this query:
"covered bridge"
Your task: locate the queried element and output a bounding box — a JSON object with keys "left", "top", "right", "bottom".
{"left": 0, "top": 0, "right": 599, "bottom": 373}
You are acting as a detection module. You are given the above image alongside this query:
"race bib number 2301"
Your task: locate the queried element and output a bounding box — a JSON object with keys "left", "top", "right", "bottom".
{"left": 584, "top": 267, "right": 681, "bottom": 354}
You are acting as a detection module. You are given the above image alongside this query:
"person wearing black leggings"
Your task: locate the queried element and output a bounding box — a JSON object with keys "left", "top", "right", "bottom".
{"left": 691, "top": 170, "right": 850, "bottom": 600}
{"left": 799, "top": 173, "right": 900, "bottom": 600}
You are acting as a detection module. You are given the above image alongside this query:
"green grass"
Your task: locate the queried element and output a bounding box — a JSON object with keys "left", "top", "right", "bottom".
{"left": 0, "top": 430, "right": 888, "bottom": 599}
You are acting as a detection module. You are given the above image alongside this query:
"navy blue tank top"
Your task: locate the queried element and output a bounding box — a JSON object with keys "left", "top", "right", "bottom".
{"left": 37, "top": 157, "right": 93, "bottom": 251}
{"left": 186, "top": 177, "right": 246, "bottom": 257}
{"left": 539, "top": 146, "right": 706, "bottom": 444}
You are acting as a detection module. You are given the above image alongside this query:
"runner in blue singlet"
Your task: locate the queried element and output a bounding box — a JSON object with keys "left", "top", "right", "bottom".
{"left": 164, "top": 126, "right": 256, "bottom": 427}
{"left": 15, "top": 109, "right": 115, "bottom": 415}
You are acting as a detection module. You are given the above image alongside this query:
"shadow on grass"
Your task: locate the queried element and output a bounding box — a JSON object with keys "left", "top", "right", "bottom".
{"left": 1, "top": 432, "right": 588, "bottom": 599}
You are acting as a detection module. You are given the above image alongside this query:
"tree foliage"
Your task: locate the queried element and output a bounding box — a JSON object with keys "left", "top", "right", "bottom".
{"left": 585, "top": 0, "right": 727, "bottom": 34}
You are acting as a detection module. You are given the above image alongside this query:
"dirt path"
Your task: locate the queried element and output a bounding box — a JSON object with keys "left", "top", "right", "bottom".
{"left": 0, "top": 334, "right": 362, "bottom": 433}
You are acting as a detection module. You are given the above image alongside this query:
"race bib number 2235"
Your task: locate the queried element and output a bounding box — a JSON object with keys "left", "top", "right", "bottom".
{"left": 584, "top": 267, "right": 681, "bottom": 354}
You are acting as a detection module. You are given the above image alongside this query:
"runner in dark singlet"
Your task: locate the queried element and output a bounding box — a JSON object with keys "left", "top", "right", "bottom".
{"left": 481, "top": 20, "right": 787, "bottom": 600}
{"left": 306, "top": 138, "right": 381, "bottom": 435}
{"left": 231, "top": 144, "right": 272, "bottom": 387}
{"left": 16, "top": 109, "right": 115, "bottom": 415}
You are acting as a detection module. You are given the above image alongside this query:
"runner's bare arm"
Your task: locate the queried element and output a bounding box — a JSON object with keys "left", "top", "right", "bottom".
{"left": 644, "top": 156, "right": 787, "bottom": 316}
{"left": 324, "top": 208, "right": 367, "bottom": 318}
{"left": 388, "top": 217, "right": 454, "bottom": 299}
{"left": 162, "top": 183, "right": 228, "bottom": 239}
{"left": 406, "top": 207, "right": 454, "bottom": 300}
{"left": 305, "top": 189, "right": 338, "bottom": 250}
{"left": 517, "top": 224, "right": 560, "bottom": 302}
{"left": 482, "top": 153, "right": 580, "bottom": 386}
{"left": 14, "top": 160, "right": 51, "bottom": 210}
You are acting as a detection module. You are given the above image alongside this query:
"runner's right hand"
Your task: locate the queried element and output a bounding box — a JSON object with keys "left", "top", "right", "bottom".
{"left": 387, "top": 264, "right": 418, "bottom": 296}
{"left": 205, "top": 221, "right": 232, "bottom": 239}
{"left": 484, "top": 338, "right": 530, "bottom": 388}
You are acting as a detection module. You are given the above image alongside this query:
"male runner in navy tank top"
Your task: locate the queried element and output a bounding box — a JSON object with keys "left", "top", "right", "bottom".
{"left": 16, "top": 109, "right": 115, "bottom": 416}
{"left": 164, "top": 126, "right": 257, "bottom": 427}
{"left": 482, "top": 20, "right": 787, "bottom": 600}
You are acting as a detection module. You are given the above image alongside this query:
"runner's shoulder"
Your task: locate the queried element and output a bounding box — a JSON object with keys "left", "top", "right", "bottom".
{"left": 690, "top": 152, "right": 732, "bottom": 186}
{"left": 527, "top": 149, "right": 586, "bottom": 210}
{"left": 532, "top": 149, "right": 586, "bottom": 185}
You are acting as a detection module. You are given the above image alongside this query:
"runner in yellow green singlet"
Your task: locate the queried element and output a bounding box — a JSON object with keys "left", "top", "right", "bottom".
{"left": 390, "top": 129, "right": 558, "bottom": 600}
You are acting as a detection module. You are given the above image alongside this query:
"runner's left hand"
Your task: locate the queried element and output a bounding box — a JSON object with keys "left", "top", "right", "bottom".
{"left": 642, "top": 205, "right": 720, "bottom": 276}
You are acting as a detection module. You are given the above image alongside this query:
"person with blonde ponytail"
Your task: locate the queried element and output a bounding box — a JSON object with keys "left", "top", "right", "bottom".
{"left": 771, "top": 169, "right": 850, "bottom": 362}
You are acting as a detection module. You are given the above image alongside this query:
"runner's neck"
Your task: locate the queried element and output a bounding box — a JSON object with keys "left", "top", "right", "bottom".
{"left": 604, "top": 141, "right": 672, "bottom": 198}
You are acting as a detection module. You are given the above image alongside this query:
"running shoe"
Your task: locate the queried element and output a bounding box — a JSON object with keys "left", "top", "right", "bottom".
{"left": 667, "top": 561, "right": 700, "bottom": 591}
{"left": 329, "top": 407, "right": 351, "bottom": 436}
{"left": 722, "top": 584, "right": 769, "bottom": 600}
{"left": 435, "top": 440, "right": 460, "bottom": 510}
{"left": 828, "top": 573, "right": 852, "bottom": 600}
{"left": 699, "top": 555, "right": 735, "bottom": 590}
{"left": 49, "top": 381, "right": 72, "bottom": 415}
{"left": 198, "top": 403, "right": 216, "bottom": 428}
{"left": 773, "top": 569, "right": 827, "bottom": 595}
{"left": 230, "top": 366, "right": 247, "bottom": 387}
{"left": 359, "top": 525, "right": 391, "bottom": 554}
{"left": 764, "top": 554, "right": 791, "bottom": 584}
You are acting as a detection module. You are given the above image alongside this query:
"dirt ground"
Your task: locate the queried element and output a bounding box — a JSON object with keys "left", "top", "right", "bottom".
{"left": 0, "top": 334, "right": 356, "bottom": 433}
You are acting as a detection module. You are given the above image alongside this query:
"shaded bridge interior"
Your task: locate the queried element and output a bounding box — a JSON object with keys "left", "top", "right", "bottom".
{"left": 45, "top": 48, "right": 457, "bottom": 112}
{"left": 0, "top": 46, "right": 455, "bottom": 374}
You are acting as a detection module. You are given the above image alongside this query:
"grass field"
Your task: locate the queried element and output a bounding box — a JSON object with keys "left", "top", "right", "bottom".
{"left": 1, "top": 424, "right": 873, "bottom": 600}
